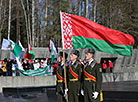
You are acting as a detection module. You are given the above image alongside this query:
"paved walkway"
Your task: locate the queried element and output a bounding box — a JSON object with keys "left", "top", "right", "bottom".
{"left": 1, "top": 81, "right": 138, "bottom": 102}
{"left": 102, "top": 81, "right": 138, "bottom": 102}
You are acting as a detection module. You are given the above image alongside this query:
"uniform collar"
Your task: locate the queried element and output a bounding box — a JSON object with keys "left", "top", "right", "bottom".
{"left": 71, "top": 60, "right": 79, "bottom": 67}
{"left": 88, "top": 58, "right": 94, "bottom": 65}
{"left": 71, "top": 59, "right": 77, "bottom": 65}
{"left": 72, "top": 61, "right": 75, "bottom": 65}
{"left": 61, "top": 62, "right": 64, "bottom": 66}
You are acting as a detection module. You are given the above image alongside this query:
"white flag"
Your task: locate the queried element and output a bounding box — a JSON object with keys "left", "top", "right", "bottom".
{"left": 10, "top": 52, "right": 16, "bottom": 59}
{"left": 16, "top": 57, "right": 23, "bottom": 70}
{"left": 1, "top": 38, "right": 10, "bottom": 50}
{"left": 18, "top": 41, "right": 25, "bottom": 59}
{"left": 18, "top": 41, "right": 25, "bottom": 51}
{"left": 49, "top": 40, "right": 57, "bottom": 56}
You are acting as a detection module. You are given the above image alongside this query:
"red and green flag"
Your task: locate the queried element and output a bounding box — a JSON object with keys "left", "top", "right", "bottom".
{"left": 60, "top": 12, "right": 134, "bottom": 56}
{"left": 24, "top": 44, "right": 35, "bottom": 60}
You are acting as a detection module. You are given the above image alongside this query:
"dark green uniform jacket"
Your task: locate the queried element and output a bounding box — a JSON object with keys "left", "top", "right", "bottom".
{"left": 56, "top": 62, "right": 65, "bottom": 102}
{"left": 83, "top": 59, "right": 102, "bottom": 102}
{"left": 67, "top": 60, "right": 82, "bottom": 102}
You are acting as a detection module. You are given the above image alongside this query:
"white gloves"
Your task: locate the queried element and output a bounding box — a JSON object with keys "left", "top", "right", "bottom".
{"left": 65, "top": 89, "right": 68, "bottom": 94}
{"left": 64, "top": 89, "right": 68, "bottom": 98}
{"left": 92, "top": 91, "right": 99, "bottom": 99}
{"left": 81, "top": 90, "right": 84, "bottom": 96}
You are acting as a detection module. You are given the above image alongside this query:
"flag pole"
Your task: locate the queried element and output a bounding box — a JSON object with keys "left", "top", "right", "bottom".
{"left": 60, "top": 11, "right": 68, "bottom": 102}
{"left": 63, "top": 49, "right": 68, "bottom": 102}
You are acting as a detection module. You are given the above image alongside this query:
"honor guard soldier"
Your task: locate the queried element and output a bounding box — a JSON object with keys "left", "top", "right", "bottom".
{"left": 83, "top": 48, "right": 102, "bottom": 102}
{"left": 67, "top": 50, "right": 82, "bottom": 102}
{"left": 56, "top": 51, "right": 68, "bottom": 102}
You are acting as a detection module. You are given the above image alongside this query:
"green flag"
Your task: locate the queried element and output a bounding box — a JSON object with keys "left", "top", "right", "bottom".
{"left": 8, "top": 40, "right": 22, "bottom": 57}
{"left": 18, "top": 65, "right": 52, "bottom": 76}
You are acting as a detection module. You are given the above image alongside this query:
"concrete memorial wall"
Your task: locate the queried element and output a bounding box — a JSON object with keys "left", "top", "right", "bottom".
{"left": 0, "top": 48, "right": 138, "bottom": 82}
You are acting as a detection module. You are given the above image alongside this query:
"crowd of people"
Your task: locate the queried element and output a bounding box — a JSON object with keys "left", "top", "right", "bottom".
{"left": 0, "top": 58, "right": 15, "bottom": 76}
{"left": 102, "top": 60, "right": 113, "bottom": 73}
{"left": 0, "top": 57, "right": 54, "bottom": 76}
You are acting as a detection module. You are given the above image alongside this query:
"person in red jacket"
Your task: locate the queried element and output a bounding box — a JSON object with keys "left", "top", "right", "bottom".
{"left": 102, "top": 60, "right": 107, "bottom": 73}
{"left": 108, "top": 60, "right": 113, "bottom": 73}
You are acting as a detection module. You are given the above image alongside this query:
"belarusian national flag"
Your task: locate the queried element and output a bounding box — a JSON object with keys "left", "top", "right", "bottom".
{"left": 8, "top": 40, "right": 22, "bottom": 57}
{"left": 24, "top": 44, "right": 35, "bottom": 60}
{"left": 60, "top": 12, "right": 134, "bottom": 56}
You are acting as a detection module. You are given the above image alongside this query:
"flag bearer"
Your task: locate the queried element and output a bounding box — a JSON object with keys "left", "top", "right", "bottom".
{"left": 67, "top": 50, "right": 82, "bottom": 102}
{"left": 56, "top": 51, "right": 68, "bottom": 102}
{"left": 83, "top": 48, "right": 102, "bottom": 102}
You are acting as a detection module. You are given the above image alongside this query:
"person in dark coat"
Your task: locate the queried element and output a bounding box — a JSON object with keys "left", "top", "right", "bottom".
{"left": 83, "top": 48, "right": 102, "bottom": 102}
{"left": 6, "top": 59, "right": 13, "bottom": 76}
{"left": 56, "top": 51, "right": 68, "bottom": 102}
{"left": 22, "top": 59, "right": 30, "bottom": 71}
{"left": 67, "top": 50, "right": 82, "bottom": 102}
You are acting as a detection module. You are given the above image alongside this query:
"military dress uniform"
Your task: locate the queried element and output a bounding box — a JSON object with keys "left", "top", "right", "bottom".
{"left": 56, "top": 62, "right": 65, "bottom": 102}
{"left": 83, "top": 59, "right": 102, "bottom": 102}
{"left": 67, "top": 60, "right": 82, "bottom": 102}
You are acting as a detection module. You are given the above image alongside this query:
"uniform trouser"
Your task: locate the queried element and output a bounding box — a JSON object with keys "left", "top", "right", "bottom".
{"left": 84, "top": 81, "right": 100, "bottom": 102}
{"left": 57, "top": 93, "right": 64, "bottom": 102}
{"left": 79, "top": 93, "right": 84, "bottom": 102}
{"left": 57, "top": 83, "right": 64, "bottom": 102}
{"left": 68, "top": 81, "right": 80, "bottom": 102}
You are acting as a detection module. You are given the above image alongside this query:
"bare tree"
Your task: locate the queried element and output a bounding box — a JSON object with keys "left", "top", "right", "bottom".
{"left": 80, "top": 0, "right": 83, "bottom": 16}
{"left": 45, "top": 0, "right": 49, "bottom": 45}
{"left": 0, "top": 0, "right": 2, "bottom": 47}
{"left": 32, "top": 0, "right": 35, "bottom": 46}
{"left": 83, "top": 0, "right": 86, "bottom": 17}
{"left": 77, "top": 0, "right": 80, "bottom": 15}
{"left": 16, "top": 0, "right": 20, "bottom": 42}
{"left": 21, "top": 0, "right": 29, "bottom": 43}
{"left": 8, "top": 0, "right": 12, "bottom": 40}
{"left": 93, "top": 0, "right": 97, "bottom": 22}
{"left": 26, "top": 0, "right": 31, "bottom": 45}
{"left": 86, "top": 0, "right": 89, "bottom": 18}
{"left": 45, "top": 0, "right": 49, "bottom": 27}
{"left": 36, "top": 0, "right": 42, "bottom": 47}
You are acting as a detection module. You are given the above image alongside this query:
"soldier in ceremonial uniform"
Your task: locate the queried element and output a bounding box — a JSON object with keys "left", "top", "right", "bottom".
{"left": 83, "top": 48, "right": 102, "bottom": 102}
{"left": 67, "top": 50, "right": 82, "bottom": 102}
{"left": 56, "top": 51, "right": 68, "bottom": 102}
